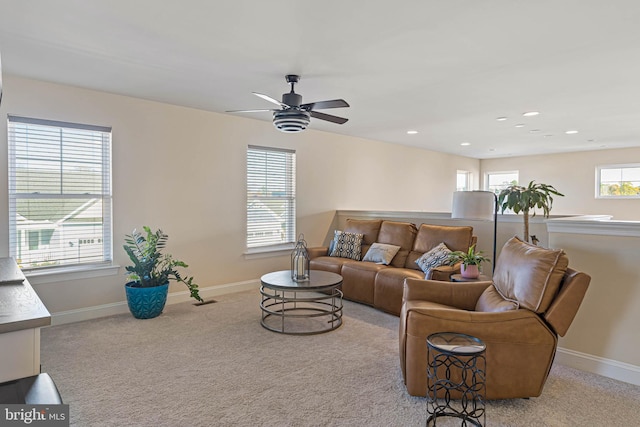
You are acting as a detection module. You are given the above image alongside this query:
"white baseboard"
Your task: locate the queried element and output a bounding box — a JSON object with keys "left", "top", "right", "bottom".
{"left": 50, "top": 279, "right": 260, "bottom": 326}
{"left": 555, "top": 346, "right": 640, "bottom": 386}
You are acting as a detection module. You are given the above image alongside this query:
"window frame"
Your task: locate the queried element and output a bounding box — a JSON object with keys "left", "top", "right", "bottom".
{"left": 246, "top": 145, "right": 296, "bottom": 254}
{"left": 596, "top": 164, "right": 640, "bottom": 199}
{"left": 7, "top": 115, "right": 113, "bottom": 273}
{"left": 484, "top": 170, "right": 519, "bottom": 194}
{"left": 456, "top": 170, "right": 471, "bottom": 191}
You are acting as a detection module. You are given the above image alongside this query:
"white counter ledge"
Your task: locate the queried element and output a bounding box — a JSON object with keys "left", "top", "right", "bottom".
{"left": 0, "top": 257, "right": 51, "bottom": 383}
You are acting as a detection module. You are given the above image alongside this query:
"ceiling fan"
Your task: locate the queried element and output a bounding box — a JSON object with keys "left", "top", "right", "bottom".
{"left": 226, "top": 75, "right": 349, "bottom": 133}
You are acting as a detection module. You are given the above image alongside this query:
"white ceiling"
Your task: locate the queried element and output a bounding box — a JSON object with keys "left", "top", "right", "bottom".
{"left": 2, "top": 0, "right": 640, "bottom": 159}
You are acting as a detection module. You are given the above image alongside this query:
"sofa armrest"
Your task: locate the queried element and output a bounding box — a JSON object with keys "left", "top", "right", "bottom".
{"left": 428, "top": 263, "right": 462, "bottom": 281}
{"left": 544, "top": 268, "right": 591, "bottom": 337}
{"left": 308, "top": 246, "right": 329, "bottom": 259}
{"left": 403, "top": 278, "right": 491, "bottom": 311}
{"left": 403, "top": 302, "right": 551, "bottom": 342}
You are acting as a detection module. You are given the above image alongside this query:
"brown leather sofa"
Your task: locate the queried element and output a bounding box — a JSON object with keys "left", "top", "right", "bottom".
{"left": 399, "top": 236, "right": 591, "bottom": 399}
{"left": 309, "top": 219, "right": 476, "bottom": 316}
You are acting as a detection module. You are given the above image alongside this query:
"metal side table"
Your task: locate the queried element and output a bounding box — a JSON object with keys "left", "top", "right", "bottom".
{"left": 426, "top": 332, "right": 486, "bottom": 427}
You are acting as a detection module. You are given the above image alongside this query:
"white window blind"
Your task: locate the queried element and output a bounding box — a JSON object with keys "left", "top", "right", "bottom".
{"left": 8, "top": 115, "right": 113, "bottom": 270}
{"left": 246, "top": 145, "right": 296, "bottom": 249}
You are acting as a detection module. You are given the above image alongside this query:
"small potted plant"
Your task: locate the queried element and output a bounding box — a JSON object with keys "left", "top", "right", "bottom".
{"left": 448, "top": 245, "right": 490, "bottom": 279}
{"left": 123, "top": 226, "right": 203, "bottom": 319}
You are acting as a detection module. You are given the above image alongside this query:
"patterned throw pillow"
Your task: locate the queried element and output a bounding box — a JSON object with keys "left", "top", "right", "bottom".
{"left": 329, "top": 230, "right": 364, "bottom": 260}
{"left": 362, "top": 242, "right": 401, "bottom": 265}
{"left": 415, "top": 242, "right": 453, "bottom": 277}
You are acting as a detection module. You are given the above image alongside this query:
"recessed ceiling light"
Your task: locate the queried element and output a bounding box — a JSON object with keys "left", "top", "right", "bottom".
{"left": 407, "top": 130, "right": 418, "bottom": 135}
{"left": 529, "top": 129, "right": 541, "bottom": 133}
{"left": 496, "top": 117, "right": 508, "bottom": 121}
{"left": 565, "top": 130, "right": 579, "bottom": 134}
{"left": 587, "top": 139, "right": 595, "bottom": 142}
{"left": 544, "top": 134, "right": 553, "bottom": 138}
{"left": 514, "top": 124, "right": 525, "bottom": 128}
{"left": 461, "top": 142, "right": 471, "bottom": 146}
{"left": 489, "top": 148, "right": 495, "bottom": 152}
{"left": 523, "top": 111, "right": 540, "bottom": 117}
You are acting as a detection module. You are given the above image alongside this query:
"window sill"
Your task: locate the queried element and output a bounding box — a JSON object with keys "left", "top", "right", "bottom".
{"left": 244, "top": 244, "right": 295, "bottom": 259}
{"left": 25, "top": 263, "right": 121, "bottom": 285}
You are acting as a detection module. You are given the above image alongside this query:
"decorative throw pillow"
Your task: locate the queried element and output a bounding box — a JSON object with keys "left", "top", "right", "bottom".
{"left": 329, "top": 230, "right": 364, "bottom": 260}
{"left": 362, "top": 242, "right": 401, "bottom": 265}
{"left": 415, "top": 242, "right": 453, "bottom": 277}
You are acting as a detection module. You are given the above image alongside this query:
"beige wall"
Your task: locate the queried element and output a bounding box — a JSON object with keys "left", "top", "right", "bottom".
{"left": 549, "top": 230, "right": 640, "bottom": 367}
{"left": 481, "top": 149, "right": 640, "bottom": 220}
{"left": 0, "top": 75, "right": 479, "bottom": 313}
{"left": 2, "top": 76, "right": 638, "bottom": 384}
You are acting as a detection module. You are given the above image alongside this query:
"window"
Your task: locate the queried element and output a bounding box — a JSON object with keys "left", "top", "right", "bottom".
{"left": 246, "top": 146, "right": 296, "bottom": 250}
{"left": 8, "top": 116, "right": 112, "bottom": 270}
{"left": 485, "top": 171, "right": 519, "bottom": 194}
{"left": 456, "top": 170, "right": 471, "bottom": 191}
{"left": 597, "top": 164, "right": 640, "bottom": 198}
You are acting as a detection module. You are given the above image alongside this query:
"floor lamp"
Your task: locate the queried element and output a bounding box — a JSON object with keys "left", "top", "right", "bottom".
{"left": 451, "top": 191, "right": 498, "bottom": 273}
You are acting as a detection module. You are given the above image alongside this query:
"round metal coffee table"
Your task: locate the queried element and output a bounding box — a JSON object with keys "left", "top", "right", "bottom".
{"left": 260, "top": 270, "right": 343, "bottom": 335}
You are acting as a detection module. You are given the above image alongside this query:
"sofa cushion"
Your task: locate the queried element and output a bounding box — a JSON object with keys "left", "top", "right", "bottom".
{"left": 330, "top": 230, "right": 364, "bottom": 260}
{"left": 374, "top": 268, "right": 425, "bottom": 315}
{"left": 345, "top": 219, "right": 382, "bottom": 256}
{"left": 309, "top": 256, "right": 354, "bottom": 274}
{"left": 493, "top": 236, "right": 569, "bottom": 314}
{"left": 377, "top": 221, "right": 418, "bottom": 268}
{"left": 405, "top": 224, "right": 474, "bottom": 269}
{"left": 415, "top": 242, "right": 453, "bottom": 277}
{"left": 341, "top": 262, "right": 388, "bottom": 305}
{"left": 475, "top": 286, "right": 519, "bottom": 312}
{"left": 362, "top": 242, "right": 401, "bottom": 265}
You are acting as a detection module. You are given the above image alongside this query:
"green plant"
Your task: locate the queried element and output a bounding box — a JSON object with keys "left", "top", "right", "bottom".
{"left": 448, "top": 245, "right": 490, "bottom": 267}
{"left": 497, "top": 180, "right": 564, "bottom": 243}
{"left": 123, "top": 226, "right": 203, "bottom": 302}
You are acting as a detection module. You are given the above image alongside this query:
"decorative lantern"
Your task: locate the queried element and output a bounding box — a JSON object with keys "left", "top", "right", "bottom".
{"left": 291, "top": 234, "right": 310, "bottom": 281}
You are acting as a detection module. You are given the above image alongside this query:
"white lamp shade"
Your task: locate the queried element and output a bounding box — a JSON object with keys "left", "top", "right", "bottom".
{"left": 451, "top": 191, "right": 496, "bottom": 221}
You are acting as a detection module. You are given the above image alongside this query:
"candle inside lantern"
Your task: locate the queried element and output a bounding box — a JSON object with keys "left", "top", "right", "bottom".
{"left": 297, "top": 255, "right": 305, "bottom": 278}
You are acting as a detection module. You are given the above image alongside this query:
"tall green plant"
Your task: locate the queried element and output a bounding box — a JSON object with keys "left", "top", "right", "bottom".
{"left": 124, "top": 226, "right": 203, "bottom": 302}
{"left": 497, "top": 181, "right": 564, "bottom": 243}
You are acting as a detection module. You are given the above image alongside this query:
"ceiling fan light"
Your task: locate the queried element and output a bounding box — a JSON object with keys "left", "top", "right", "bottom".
{"left": 273, "top": 110, "right": 310, "bottom": 133}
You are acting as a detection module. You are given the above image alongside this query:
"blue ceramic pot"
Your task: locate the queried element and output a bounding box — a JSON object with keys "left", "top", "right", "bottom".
{"left": 125, "top": 281, "right": 169, "bottom": 319}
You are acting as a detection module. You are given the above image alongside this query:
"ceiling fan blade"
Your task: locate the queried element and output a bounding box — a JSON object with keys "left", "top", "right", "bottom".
{"left": 301, "top": 99, "right": 349, "bottom": 110}
{"left": 225, "top": 109, "right": 275, "bottom": 113}
{"left": 253, "top": 92, "right": 289, "bottom": 108}
{"left": 309, "top": 110, "right": 349, "bottom": 125}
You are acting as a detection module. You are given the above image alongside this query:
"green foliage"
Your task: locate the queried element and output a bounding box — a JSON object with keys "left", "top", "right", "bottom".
{"left": 123, "top": 226, "right": 203, "bottom": 302}
{"left": 601, "top": 181, "right": 640, "bottom": 196}
{"left": 497, "top": 181, "right": 564, "bottom": 243}
{"left": 497, "top": 180, "right": 563, "bottom": 217}
{"left": 448, "top": 245, "right": 490, "bottom": 267}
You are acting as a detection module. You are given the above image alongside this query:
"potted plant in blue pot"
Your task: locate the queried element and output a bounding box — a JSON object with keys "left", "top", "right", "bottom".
{"left": 123, "top": 226, "right": 203, "bottom": 319}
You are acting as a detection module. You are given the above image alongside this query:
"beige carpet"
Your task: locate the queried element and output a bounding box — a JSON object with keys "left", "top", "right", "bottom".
{"left": 41, "top": 289, "right": 640, "bottom": 426}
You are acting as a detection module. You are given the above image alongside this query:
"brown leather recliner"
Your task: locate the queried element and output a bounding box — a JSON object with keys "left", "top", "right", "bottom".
{"left": 399, "top": 236, "right": 591, "bottom": 400}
